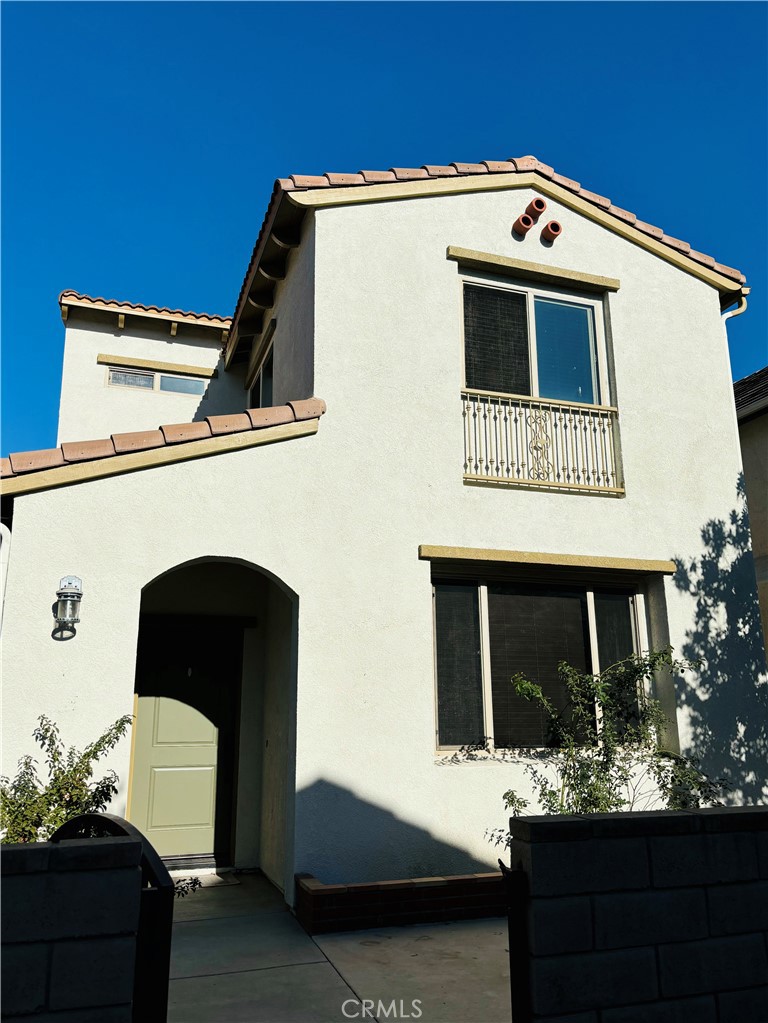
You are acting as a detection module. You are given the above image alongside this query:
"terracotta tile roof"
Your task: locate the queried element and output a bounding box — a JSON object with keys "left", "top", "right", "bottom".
{"left": 734, "top": 366, "right": 768, "bottom": 417}
{"left": 233, "top": 155, "right": 745, "bottom": 330}
{"left": 59, "top": 290, "right": 232, "bottom": 326}
{"left": 1, "top": 399, "right": 326, "bottom": 481}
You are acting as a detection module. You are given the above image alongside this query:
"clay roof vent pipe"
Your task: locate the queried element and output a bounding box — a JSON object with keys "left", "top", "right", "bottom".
{"left": 542, "top": 221, "right": 563, "bottom": 242}
{"left": 513, "top": 213, "right": 535, "bottom": 236}
{"left": 526, "top": 197, "right": 547, "bottom": 221}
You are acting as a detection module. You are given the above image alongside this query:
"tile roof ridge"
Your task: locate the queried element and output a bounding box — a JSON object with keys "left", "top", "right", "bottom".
{"left": 59, "top": 290, "right": 232, "bottom": 325}
{"left": 270, "top": 154, "right": 745, "bottom": 286}
{"left": 1, "top": 399, "right": 327, "bottom": 480}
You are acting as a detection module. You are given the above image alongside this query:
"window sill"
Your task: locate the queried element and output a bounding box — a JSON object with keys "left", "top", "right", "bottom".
{"left": 435, "top": 748, "right": 555, "bottom": 764}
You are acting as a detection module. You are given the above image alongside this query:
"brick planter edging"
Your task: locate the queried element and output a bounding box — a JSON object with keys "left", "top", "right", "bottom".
{"left": 294, "top": 870, "right": 505, "bottom": 934}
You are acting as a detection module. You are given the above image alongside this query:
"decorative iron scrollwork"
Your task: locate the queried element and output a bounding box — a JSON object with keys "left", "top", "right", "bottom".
{"left": 527, "top": 407, "right": 553, "bottom": 480}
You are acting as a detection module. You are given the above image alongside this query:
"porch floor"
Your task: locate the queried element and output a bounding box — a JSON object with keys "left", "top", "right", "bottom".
{"left": 168, "top": 873, "right": 511, "bottom": 1022}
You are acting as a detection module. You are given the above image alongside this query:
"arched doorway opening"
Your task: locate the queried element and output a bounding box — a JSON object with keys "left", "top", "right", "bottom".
{"left": 126, "top": 558, "right": 297, "bottom": 890}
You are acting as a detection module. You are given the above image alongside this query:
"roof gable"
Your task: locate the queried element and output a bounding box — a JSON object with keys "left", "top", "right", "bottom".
{"left": 228, "top": 154, "right": 746, "bottom": 367}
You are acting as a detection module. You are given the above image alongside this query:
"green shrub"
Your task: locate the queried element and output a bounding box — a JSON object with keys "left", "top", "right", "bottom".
{"left": 0, "top": 714, "right": 132, "bottom": 843}
{"left": 487, "top": 648, "right": 727, "bottom": 847}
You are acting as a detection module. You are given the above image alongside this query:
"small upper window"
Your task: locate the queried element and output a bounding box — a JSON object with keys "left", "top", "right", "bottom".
{"left": 108, "top": 367, "right": 205, "bottom": 396}
{"left": 109, "top": 369, "right": 154, "bottom": 389}
{"left": 159, "top": 375, "right": 206, "bottom": 395}
{"left": 463, "top": 282, "right": 606, "bottom": 406}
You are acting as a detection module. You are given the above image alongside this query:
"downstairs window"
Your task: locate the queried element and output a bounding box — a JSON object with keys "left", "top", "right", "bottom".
{"left": 433, "top": 579, "right": 640, "bottom": 749}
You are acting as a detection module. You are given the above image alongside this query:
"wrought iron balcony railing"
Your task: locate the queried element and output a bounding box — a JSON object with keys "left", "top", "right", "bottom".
{"left": 462, "top": 390, "right": 624, "bottom": 494}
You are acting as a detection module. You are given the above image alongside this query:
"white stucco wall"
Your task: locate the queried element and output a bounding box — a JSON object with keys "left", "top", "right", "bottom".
{"left": 3, "top": 184, "right": 762, "bottom": 889}
{"left": 56, "top": 312, "right": 244, "bottom": 443}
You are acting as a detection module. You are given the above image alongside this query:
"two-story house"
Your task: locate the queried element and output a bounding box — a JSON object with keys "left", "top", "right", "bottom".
{"left": 1, "top": 155, "right": 762, "bottom": 905}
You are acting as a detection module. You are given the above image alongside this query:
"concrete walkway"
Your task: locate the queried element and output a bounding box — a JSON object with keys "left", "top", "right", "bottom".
{"left": 168, "top": 874, "right": 511, "bottom": 1023}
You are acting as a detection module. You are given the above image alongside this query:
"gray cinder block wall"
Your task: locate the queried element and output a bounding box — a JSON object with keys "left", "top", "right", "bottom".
{"left": 1, "top": 837, "right": 142, "bottom": 1021}
{"left": 507, "top": 807, "right": 768, "bottom": 1023}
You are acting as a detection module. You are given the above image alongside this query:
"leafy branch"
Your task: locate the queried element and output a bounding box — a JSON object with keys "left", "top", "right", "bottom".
{"left": 1, "top": 714, "right": 133, "bottom": 843}
{"left": 484, "top": 648, "right": 727, "bottom": 848}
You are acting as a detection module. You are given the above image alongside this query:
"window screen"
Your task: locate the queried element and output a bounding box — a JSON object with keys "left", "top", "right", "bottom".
{"left": 487, "top": 586, "right": 591, "bottom": 747}
{"left": 594, "top": 594, "right": 635, "bottom": 671}
{"left": 595, "top": 593, "right": 638, "bottom": 728}
{"left": 109, "top": 369, "right": 153, "bottom": 389}
{"left": 433, "top": 580, "right": 637, "bottom": 749}
{"left": 434, "top": 583, "right": 485, "bottom": 746}
{"left": 534, "top": 299, "right": 597, "bottom": 404}
{"left": 159, "top": 376, "right": 206, "bottom": 395}
{"left": 464, "top": 285, "right": 530, "bottom": 395}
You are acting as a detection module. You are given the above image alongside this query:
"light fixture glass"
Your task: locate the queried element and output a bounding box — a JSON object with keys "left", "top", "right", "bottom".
{"left": 55, "top": 576, "right": 83, "bottom": 627}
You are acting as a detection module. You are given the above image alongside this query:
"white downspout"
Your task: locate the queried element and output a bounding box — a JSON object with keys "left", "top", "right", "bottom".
{"left": 0, "top": 523, "right": 10, "bottom": 636}
{"left": 722, "top": 288, "right": 749, "bottom": 322}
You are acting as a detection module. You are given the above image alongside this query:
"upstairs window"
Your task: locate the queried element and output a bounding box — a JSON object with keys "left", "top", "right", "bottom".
{"left": 250, "top": 348, "right": 274, "bottom": 409}
{"left": 159, "top": 375, "right": 207, "bottom": 395}
{"left": 108, "top": 369, "right": 154, "bottom": 390}
{"left": 434, "top": 578, "right": 639, "bottom": 749}
{"left": 108, "top": 367, "right": 205, "bottom": 396}
{"left": 463, "top": 282, "right": 607, "bottom": 406}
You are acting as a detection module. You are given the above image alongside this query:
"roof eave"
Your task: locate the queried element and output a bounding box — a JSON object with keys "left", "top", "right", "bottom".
{"left": 283, "top": 173, "right": 745, "bottom": 296}
{"left": 227, "top": 184, "right": 305, "bottom": 368}
{"left": 737, "top": 397, "right": 768, "bottom": 421}
{"left": 227, "top": 157, "right": 747, "bottom": 367}
{"left": 59, "top": 292, "right": 232, "bottom": 338}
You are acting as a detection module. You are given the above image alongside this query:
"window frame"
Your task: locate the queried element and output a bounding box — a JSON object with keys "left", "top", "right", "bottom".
{"left": 460, "top": 272, "right": 611, "bottom": 408}
{"left": 432, "top": 576, "right": 648, "bottom": 752}
{"left": 106, "top": 366, "right": 206, "bottom": 396}
{"left": 249, "top": 340, "right": 275, "bottom": 409}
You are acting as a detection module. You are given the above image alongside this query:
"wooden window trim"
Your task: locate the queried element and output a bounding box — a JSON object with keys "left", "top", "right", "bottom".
{"left": 97, "top": 354, "right": 217, "bottom": 379}
{"left": 448, "top": 246, "right": 620, "bottom": 294}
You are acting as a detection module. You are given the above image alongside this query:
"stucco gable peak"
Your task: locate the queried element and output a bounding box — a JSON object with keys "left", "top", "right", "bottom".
{"left": 228, "top": 153, "right": 745, "bottom": 367}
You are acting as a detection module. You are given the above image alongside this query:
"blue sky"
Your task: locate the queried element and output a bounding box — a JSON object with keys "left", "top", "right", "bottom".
{"left": 2, "top": 1, "right": 767, "bottom": 456}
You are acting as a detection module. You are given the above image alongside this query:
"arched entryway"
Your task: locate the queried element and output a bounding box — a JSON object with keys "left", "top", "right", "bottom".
{"left": 126, "top": 558, "right": 297, "bottom": 891}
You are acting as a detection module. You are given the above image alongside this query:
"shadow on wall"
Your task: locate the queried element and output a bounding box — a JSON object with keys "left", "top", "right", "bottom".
{"left": 191, "top": 355, "right": 239, "bottom": 423}
{"left": 673, "top": 474, "right": 768, "bottom": 803}
{"left": 295, "top": 779, "right": 492, "bottom": 885}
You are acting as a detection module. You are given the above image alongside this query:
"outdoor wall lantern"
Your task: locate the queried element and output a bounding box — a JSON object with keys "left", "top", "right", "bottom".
{"left": 53, "top": 576, "right": 83, "bottom": 637}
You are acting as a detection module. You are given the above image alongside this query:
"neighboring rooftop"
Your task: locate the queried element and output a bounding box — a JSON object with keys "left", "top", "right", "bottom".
{"left": 734, "top": 366, "right": 768, "bottom": 420}
{"left": 59, "top": 290, "right": 232, "bottom": 333}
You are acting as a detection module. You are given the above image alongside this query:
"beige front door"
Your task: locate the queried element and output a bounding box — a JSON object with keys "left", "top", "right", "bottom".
{"left": 130, "top": 696, "right": 218, "bottom": 857}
